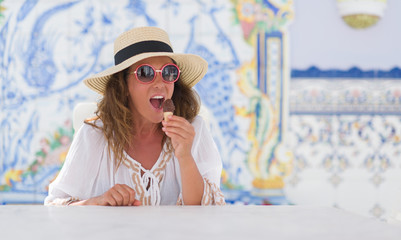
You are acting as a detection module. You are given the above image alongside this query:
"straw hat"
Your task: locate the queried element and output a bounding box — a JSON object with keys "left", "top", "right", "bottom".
{"left": 84, "top": 26, "right": 208, "bottom": 95}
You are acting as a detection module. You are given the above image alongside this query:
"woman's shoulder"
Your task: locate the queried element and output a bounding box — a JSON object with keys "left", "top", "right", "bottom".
{"left": 191, "top": 115, "right": 213, "bottom": 137}
{"left": 191, "top": 115, "right": 207, "bottom": 132}
{"left": 70, "top": 118, "right": 107, "bottom": 153}
{"left": 191, "top": 115, "right": 205, "bottom": 126}
{"left": 76, "top": 118, "right": 104, "bottom": 139}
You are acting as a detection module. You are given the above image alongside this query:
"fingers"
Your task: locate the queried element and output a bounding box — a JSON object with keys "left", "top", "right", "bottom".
{"left": 102, "top": 184, "right": 141, "bottom": 206}
{"left": 162, "top": 116, "right": 195, "bottom": 159}
{"left": 162, "top": 116, "right": 194, "bottom": 139}
{"left": 164, "top": 127, "right": 192, "bottom": 140}
{"left": 124, "top": 184, "right": 138, "bottom": 206}
{"left": 113, "top": 186, "right": 128, "bottom": 206}
{"left": 133, "top": 199, "right": 141, "bottom": 206}
{"left": 162, "top": 115, "right": 191, "bottom": 128}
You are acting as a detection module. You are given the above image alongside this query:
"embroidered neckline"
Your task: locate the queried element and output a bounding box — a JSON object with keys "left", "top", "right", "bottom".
{"left": 122, "top": 144, "right": 172, "bottom": 205}
{"left": 123, "top": 148, "right": 164, "bottom": 175}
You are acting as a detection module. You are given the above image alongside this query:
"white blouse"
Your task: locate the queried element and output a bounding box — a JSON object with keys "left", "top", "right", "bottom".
{"left": 45, "top": 116, "right": 225, "bottom": 206}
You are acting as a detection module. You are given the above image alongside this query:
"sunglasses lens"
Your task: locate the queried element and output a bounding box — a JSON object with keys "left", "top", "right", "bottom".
{"left": 136, "top": 65, "right": 154, "bottom": 82}
{"left": 162, "top": 65, "right": 179, "bottom": 82}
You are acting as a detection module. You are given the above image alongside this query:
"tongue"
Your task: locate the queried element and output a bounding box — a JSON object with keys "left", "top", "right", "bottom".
{"left": 150, "top": 99, "right": 162, "bottom": 109}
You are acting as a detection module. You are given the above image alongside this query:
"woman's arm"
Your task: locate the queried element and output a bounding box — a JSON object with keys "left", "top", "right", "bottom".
{"left": 69, "top": 184, "right": 141, "bottom": 206}
{"left": 176, "top": 155, "right": 204, "bottom": 205}
{"left": 162, "top": 115, "right": 204, "bottom": 205}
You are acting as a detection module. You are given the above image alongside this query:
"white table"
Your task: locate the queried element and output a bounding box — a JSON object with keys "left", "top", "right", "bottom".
{"left": 1, "top": 205, "right": 400, "bottom": 240}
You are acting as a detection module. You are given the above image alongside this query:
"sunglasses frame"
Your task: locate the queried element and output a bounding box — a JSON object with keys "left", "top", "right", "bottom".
{"left": 130, "top": 63, "right": 181, "bottom": 84}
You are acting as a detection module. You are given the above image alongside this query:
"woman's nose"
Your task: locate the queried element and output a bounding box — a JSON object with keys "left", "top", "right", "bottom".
{"left": 152, "top": 72, "right": 165, "bottom": 86}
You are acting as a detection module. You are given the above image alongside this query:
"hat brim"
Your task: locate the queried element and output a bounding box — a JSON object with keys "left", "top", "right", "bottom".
{"left": 84, "top": 52, "right": 208, "bottom": 95}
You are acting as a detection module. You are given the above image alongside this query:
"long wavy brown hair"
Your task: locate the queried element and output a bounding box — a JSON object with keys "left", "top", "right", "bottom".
{"left": 86, "top": 67, "right": 201, "bottom": 168}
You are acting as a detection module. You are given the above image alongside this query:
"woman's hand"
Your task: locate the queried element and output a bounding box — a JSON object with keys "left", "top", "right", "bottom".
{"left": 162, "top": 115, "right": 195, "bottom": 161}
{"left": 71, "top": 184, "right": 141, "bottom": 206}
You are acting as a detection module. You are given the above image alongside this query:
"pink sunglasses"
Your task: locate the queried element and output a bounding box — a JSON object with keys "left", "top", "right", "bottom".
{"left": 130, "top": 63, "right": 181, "bottom": 83}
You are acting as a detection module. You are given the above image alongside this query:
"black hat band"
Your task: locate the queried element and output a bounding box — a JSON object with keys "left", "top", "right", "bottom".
{"left": 114, "top": 40, "right": 173, "bottom": 65}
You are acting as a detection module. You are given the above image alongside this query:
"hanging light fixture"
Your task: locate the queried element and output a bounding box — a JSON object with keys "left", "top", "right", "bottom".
{"left": 337, "top": 0, "right": 387, "bottom": 29}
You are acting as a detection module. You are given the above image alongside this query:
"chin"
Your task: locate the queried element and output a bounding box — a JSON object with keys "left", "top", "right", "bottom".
{"left": 150, "top": 115, "right": 163, "bottom": 124}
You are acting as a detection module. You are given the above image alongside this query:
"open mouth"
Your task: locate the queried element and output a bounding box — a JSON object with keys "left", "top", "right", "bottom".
{"left": 150, "top": 95, "right": 165, "bottom": 109}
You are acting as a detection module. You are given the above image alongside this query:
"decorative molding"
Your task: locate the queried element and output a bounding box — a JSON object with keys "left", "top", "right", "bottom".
{"left": 289, "top": 77, "right": 401, "bottom": 115}
{"left": 291, "top": 66, "right": 401, "bottom": 79}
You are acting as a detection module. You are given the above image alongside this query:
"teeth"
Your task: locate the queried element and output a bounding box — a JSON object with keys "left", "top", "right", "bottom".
{"left": 149, "top": 95, "right": 164, "bottom": 109}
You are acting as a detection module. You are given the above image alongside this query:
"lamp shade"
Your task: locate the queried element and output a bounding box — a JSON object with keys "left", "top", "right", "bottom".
{"left": 337, "top": 0, "right": 387, "bottom": 29}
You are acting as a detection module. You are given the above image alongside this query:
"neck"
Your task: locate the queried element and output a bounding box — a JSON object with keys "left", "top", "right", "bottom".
{"left": 133, "top": 121, "right": 161, "bottom": 138}
{"left": 128, "top": 101, "right": 162, "bottom": 138}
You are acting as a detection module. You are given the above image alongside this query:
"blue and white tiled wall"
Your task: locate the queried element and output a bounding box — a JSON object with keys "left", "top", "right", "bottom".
{"left": 0, "top": 0, "right": 249, "bottom": 204}
{"left": 286, "top": 75, "right": 401, "bottom": 220}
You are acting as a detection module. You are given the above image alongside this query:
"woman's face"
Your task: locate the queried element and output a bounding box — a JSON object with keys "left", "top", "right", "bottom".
{"left": 127, "top": 56, "right": 175, "bottom": 124}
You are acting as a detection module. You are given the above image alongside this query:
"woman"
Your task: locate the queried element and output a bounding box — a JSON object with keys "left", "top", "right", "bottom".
{"left": 45, "top": 27, "right": 225, "bottom": 206}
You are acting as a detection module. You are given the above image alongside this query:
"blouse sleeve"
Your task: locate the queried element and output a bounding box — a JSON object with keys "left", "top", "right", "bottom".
{"left": 44, "top": 122, "right": 109, "bottom": 205}
{"left": 176, "top": 116, "right": 226, "bottom": 206}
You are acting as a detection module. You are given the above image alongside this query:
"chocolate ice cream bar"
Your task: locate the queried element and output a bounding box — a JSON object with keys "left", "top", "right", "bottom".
{"left": 162, "top": 99, "right": 175, "bottom": 121}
